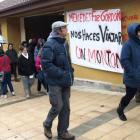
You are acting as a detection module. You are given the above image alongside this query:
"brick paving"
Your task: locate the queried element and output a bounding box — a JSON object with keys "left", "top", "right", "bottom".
{"left": 0, "top": 78, "right": 140, "bottom": 140}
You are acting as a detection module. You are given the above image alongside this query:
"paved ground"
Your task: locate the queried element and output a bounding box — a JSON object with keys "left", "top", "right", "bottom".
{"left": 0, "top": 79, "right": 140, "bottom": 140}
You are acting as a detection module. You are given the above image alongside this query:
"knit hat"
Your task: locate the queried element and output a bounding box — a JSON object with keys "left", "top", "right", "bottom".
{"left": 135, "top": 25, "right": 140, "bottom": 35}
{"left": 38, "top": 38, "right": 42, "bottom": 43}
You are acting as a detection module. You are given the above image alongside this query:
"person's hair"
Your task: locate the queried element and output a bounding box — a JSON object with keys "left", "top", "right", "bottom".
{"left": 0, "top": 49, "right": 4, "bottom": 55}
{"left": 38, "top": 49, "right": 42, "bottom": 57}
{"left": 21, "top": 41, "right": 27, "bottom": 46}
{"left": 53, "top": 27, "right": 62, "bottom": 34}
{"left": 37, "top": 43, "right": 42, "bottom": 50}
{"left": 20, "top": 46, "right": 27, "bottom": 52}
{"left": 8, "top": 43, "right": 13, "bottom": 49}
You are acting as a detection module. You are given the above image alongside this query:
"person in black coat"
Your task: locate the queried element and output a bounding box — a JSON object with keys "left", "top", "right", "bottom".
{"left": 18, "top": 46, "right": 35, "bottom": 99}
{"left": 5, "top": 43, "right": 19, "bottom": 82}
{"left": 28, "top": 39, "right": 36, "bottom": 58}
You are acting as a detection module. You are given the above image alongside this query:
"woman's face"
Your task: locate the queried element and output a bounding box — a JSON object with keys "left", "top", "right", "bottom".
{"left": 9, "top": 45, "right": 13, "bottom": 50}
{"left": 22, "top": 48, "right": 27, "bottom": 55}
{"left": 39, "top": 42, "right": 43, "bottom": 46}
{"left": 137, "top": 31, "right": 140, "bottom": 38}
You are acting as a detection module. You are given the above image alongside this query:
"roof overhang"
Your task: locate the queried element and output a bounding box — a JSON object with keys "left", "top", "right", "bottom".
{"left": 0, "top": 0, "right": 83, "bottom": 19}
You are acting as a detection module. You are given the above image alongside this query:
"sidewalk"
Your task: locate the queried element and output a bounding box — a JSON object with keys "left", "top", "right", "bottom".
{"left": 0, "top": 79, "right": 140, "bottom": 140}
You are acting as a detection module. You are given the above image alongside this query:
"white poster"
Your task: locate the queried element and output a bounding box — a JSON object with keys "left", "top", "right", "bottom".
{"left": 67, "top": 9, "right": 123, "bottom": 73}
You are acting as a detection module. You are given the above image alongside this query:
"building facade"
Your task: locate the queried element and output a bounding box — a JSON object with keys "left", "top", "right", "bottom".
{"left": 0, "top": 0, "right": 139, "bottom": 85}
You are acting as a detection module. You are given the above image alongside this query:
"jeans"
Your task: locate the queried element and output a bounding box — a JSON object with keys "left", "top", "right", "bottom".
{"left": 20, "top": 75, "right": 35, "bottom": 90}
{"left": 2, "top": 71, "right": 14, "bottom": 95}
{"left": 121, "top": 86, "right": 137, "bottom": 106}
{"left": 44, "top": 85, "right": 70, "bottom": 135}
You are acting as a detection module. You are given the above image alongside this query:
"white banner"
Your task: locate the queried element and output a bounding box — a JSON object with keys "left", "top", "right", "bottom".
{"left": 67, "top": 9, "right": 123, "bottom": 73}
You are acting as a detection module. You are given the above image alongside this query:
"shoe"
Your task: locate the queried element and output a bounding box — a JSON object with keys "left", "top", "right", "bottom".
{"left": 1, "top": 95, "right": 4, "bottom": 98}
{"left": 11, "top": 92, "right": 15, "bottom": 96}
{"left": 4, "top": 95, "right": 7, "bottom": 99}
{"left": 45, "top": 90, "right": 49, "bottom": 95}
{"left": 117, "top": 103, "right": 127, "bottom": 121}
{"left": 43, "top": 125, "right": 52, "bottom": 139}
{"left": 37, "top": 90, "right": 41, "bottom": 94}
{"left": 26, "top": 94, "right": 30, "bottom": 99}
{"left": 24, "top": 89, "right": 30, "bottom": 99}
{"left": 58, "top": 131, "right": 75, "bottom": 140}
{"left": 136, "top": 100, "right": 140, "bottom": 103}
{"left": 15, "top": 79, "right": 20, "bottom": 82}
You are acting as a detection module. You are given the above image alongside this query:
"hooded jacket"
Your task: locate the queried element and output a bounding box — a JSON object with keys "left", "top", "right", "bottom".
{"left": 121, "top": 23, "right": 140, "bottom": 88}
{"left": 5, "top": 46, "right": 18, "bottom": 64}
{"left": 41, "top": 31, "right": 74, "bottom": 87}
{"left": 0, "top": 54, "right": 11, "bottom": 72}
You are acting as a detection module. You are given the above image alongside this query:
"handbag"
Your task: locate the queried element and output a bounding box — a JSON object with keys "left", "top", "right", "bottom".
{"left": 0, "top": 55, "right": 6, "bottom": 83}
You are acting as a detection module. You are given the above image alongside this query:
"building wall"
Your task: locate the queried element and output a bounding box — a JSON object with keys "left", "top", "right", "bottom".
{"left": 64, "top": 0, "right": 140, "bottom": 85}
{"left": 7, "top": 18, "right": 21, "bottom": 52}
{"left": 0, "top": 0, "right": 139, "bottom": 85}
{"left": 0, "top": 18, "right": 8, "bottom": 51}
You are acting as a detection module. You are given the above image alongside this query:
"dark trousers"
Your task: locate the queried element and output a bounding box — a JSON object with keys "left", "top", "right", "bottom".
{"left": 2, "top": 71, "right": 14, "bottom": 95}
{"left": 44, "top": 85, "right": 70, "bottom": 135}
{"left": 121, "top": 86, "right": 137, "bottom": 106}
{"left": 10, "top": 63, "right": 17, "bottom": 80}
{"left": 37, "top": 79, "right": 41, "bottom": 91}
{"left": 37, "top": 78, "right": 49, "bottom": 92}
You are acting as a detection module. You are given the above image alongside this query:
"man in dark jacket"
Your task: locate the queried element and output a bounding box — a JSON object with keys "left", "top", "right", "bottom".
{"left": 5, "top": 43, "right": 19, "bottom": 82}
{"left": 28, "top": 39, "right": 36, "bottom": 58}
{"left": 41, "top": 21, "right": 75, "bottom": 140}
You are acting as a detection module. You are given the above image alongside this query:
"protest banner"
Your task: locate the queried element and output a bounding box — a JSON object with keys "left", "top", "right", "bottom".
{"left": 67, "top": 8, "right": 123, "bottom": 73}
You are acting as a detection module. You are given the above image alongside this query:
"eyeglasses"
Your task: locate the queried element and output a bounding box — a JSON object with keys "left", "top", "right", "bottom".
{"left": 61, "top": 26, "right": 67, "bottom": 30}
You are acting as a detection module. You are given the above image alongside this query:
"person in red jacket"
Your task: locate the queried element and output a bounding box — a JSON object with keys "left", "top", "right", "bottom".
{"left": 0, "top": 49, "right": 15, "bottom": 99}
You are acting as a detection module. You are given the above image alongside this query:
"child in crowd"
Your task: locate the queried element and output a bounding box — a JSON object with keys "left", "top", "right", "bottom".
{"left": 34, "top": 38, "right": 43, "bottom": 60}
{"left": 35, "top": 49, "right": 49, "bottom": 94}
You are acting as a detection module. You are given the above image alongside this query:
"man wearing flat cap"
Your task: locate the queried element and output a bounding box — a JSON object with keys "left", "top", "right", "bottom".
{"left": 41, "top": 21, "right": 75, "bottom": 140}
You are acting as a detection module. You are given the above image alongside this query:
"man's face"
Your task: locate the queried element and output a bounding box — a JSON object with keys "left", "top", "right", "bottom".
{"left": 58, "top": 26, "right": 68, "bottom": 37}
{"left": 24, "top": 43, "right": 27, "bottom": 47}
{"left": 42, "top": 39, "right": 46, "bottom": 44}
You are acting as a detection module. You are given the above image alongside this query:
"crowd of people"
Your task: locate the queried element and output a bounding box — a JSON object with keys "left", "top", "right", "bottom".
{"left": 0, "top": 21, "right": 140, "bottom": 140}
{"left": 0, "top": 37, "right": 48, "bottom": 99}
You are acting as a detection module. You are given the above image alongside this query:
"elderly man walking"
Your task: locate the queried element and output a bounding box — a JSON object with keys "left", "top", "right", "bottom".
{"left": 41, "top": 21, "right": 75, "bottom": 140}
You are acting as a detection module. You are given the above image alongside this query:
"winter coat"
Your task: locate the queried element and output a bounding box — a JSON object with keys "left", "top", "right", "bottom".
{"left": 18, "top": 53, "right": 35, "bottom": 76}
{"left": 35, "top": 57, "right": 42, "bottom": 73}
{"left": 28, "top": 41, "right": 36, "bottom": 58}
{"left": 41, "top": 31, "right": 74, "bottom": 87}
{"left": 0, "top": 55, "right": 11, "bottom": 72}
{"left": 5, "top": 48, "right": 18, "bottom": 64}
{"left": 34, "top": 46, "right": 42, "bottom": 60}
{"left": 121, "top": 23, "right": 140, "bottom": 88}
